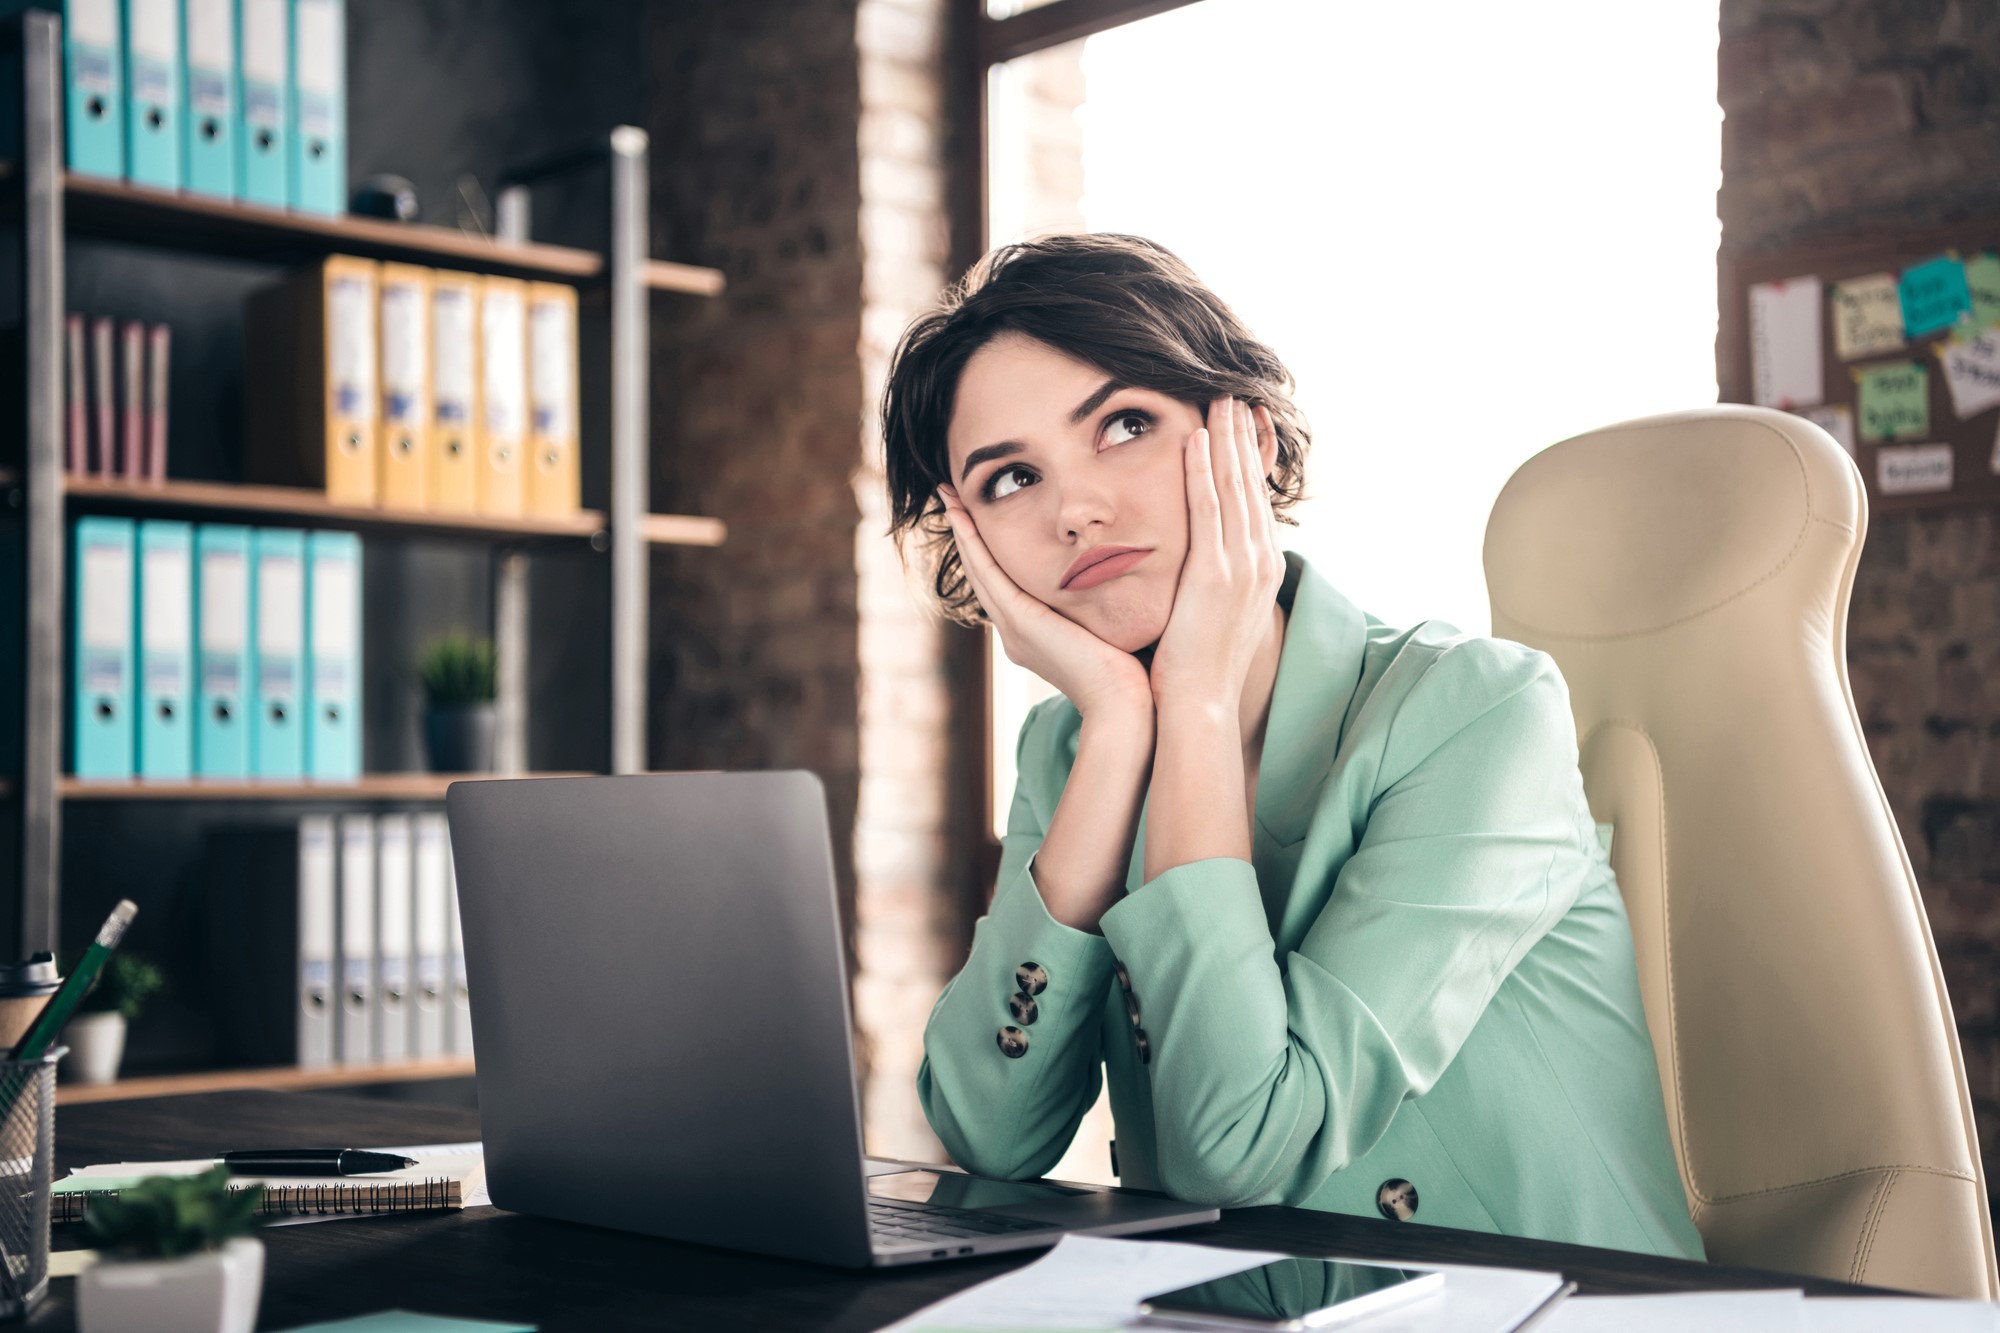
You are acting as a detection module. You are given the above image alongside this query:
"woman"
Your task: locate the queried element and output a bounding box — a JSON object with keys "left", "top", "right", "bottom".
{"left": 881, "top": 233, "right": 1703, "bottom": 1260}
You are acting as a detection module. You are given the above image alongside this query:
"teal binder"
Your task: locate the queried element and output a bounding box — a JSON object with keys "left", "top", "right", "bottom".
{"left": 125, "top": 0, "right": 183, "bottom": 190}
{"left": 194, "top": 524, "right": 252, "bottom": 779}
{"left": 63, "top": 1, "right": 125, "bottom": 177}
{"left": 180, "top": 0, "right": 234, "bottom": 199}
{"left": 134, "top": 521, "right": 194, "bottom": 780}
{"left": 233, "top": 0, "right": 285, "bottom": 206}
{"left": 304, "top": 530, "right": 360, "bottom": 781}
{"left": 250, "top": 527, "right": 305, "bottom": 780}
{"left": 286, "top": 0, "right": 341, "bottom": 215}
{"left": 71, "top": 517, "right": 135, "bottom": 781}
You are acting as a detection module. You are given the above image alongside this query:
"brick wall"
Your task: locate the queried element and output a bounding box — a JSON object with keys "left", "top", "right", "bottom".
{"left": 1719, "top": 0, "right": 2000, "bottom": 1193}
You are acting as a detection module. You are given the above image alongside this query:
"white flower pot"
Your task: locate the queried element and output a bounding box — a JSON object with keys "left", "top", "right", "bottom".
{"left": 61, "top": 1012, "right": 126, "bottom": 1086}
{"left": 77, "top": 1236, "right": 263, "bottom": 1333}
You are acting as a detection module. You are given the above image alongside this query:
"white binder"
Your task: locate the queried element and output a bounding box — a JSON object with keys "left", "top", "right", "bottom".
{"left": 335, "top": 813, "right": 376, "bottom": 1065}
{"left": 374, "top": 813, "right": 413, "bottom": 1065}
{"left": 411, "top": 811, "right": 450, "bottom": 1060}
{"left": 296, "top": 813, "right": 336, "bottom": 1068}
{"left": 445, "top": 837, "right": 473, "bottom": 1056}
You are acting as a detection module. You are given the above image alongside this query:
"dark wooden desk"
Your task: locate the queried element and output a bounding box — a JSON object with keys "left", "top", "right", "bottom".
{"left": 27, "top": 1090, "right": 1882, "bottom": 1331}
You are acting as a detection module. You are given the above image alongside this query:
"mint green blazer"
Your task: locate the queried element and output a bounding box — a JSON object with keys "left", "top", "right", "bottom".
{"left": 918, "top": 551, "right": 1705, "bottom": 1260}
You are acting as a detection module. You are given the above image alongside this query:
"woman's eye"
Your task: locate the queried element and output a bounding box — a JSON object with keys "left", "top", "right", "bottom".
{"left": 1104, "top": 412, "right": 1151, "bottom": 446}
{"left": 985, "top": 465, "right": 1033, "bottom": 501}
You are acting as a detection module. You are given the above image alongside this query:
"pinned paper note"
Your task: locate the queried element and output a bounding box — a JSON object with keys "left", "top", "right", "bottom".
{"left": 1800, "top": 404, "right": 1856, "bottom": 454}
{"left": 1900, "top": 255, "right": 1973, "bottom": 339}
{"left": 1938, "top": 331, "right": 2000, "bottom": 418}
{"left": 1877, "top": 443, "right": 1954, "bottom": 496}
{"left": 1967, "top": 252, "right": 2000, "bottom": 331}
{"left": 1831, "top": 273, "right": 1904, "bottom": 359}
{"left": 1856, "top": 360, "right": 1930, "bottom": 441}
{"left": 1750, "top": 276, "right": 1823, "bottom": 409}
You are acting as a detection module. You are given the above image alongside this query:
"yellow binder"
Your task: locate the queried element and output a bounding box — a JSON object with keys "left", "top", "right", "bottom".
{"left": 526, "top": 282, "right": 580, "bottom": 517}
{"left": 476, "top": 275, "right": 527, "bottom": 518}
{"left": 428, "top": 271, "right": 480, "bottom": 514}
{"left": 243, "top": 255, "right": 379, "bottom": 505}
{"left": 377, "top": 263, "right": 432, "bottom": 510}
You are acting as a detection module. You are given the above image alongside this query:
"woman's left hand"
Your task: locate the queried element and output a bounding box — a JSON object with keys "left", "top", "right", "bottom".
{"left": 1147, "top": 397, "right": 1285, "bottom": 718}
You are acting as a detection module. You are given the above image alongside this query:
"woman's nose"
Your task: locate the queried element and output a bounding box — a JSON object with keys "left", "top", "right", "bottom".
{"left": 1054, "top": 478, "right": 1116, "bottom": 537}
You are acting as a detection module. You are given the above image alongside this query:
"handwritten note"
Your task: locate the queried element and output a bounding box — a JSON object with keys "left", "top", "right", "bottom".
{"left": 1939, "top": 331, "right": 2000, "bottom": 418}
{"left": 1831, "top": 273, "right": 1904, "bottom": 360}
{"left": 1750, "top": 276, "right": 1823, "bottom": 409}
{"left": 1900, "top": 255, "right": 1972, "bottom": 339}
{"left": 1856, "top": 361, "right": 1930, "bottom": 441}
{"left": 1966, "top": 252, "right": 2000, "bottom": 331}
{"left": 1799, "top": 404, "right": 1856, "bottom": 454}
{"left": 1877, "top": 443, "right": 1954, "bottom": 496}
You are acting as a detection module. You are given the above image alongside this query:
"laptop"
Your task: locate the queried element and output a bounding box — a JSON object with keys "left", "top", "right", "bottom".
{"left": 444, "top": 770, "right": 1218, "bottom": 1267}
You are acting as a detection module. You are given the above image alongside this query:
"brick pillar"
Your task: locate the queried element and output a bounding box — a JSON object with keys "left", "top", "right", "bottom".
{"left": 1719, "top": 0, "right": 2000, "bottom": 1199}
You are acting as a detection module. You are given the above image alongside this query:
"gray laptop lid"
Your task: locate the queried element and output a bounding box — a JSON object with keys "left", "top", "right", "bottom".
{"left": 445, "top": 771, "right": 875, "bottom": 1267}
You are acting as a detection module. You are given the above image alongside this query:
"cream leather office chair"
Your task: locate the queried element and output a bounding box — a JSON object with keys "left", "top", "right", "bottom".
{"left": 1483, "top": 405, "right": 1998, "bottom": 1298}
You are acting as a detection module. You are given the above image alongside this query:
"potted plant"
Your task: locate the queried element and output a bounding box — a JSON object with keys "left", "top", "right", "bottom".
{"left": 76, "top": 1165, "right": 264, "bottom": 1333}
{"left": 419, "top": 632, "right": 499, "bottom": 773}
{"left": 61, "top": 953, "right": 165, "bottom": 1086}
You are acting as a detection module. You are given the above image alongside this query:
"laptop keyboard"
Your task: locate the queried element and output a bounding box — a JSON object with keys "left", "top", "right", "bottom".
{"left": 868, "top": 1195, "right": 1055, "bottom": 1246}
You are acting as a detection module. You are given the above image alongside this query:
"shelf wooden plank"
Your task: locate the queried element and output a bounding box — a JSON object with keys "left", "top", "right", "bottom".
{"left": 57, "top": 1056, "right": 476, "bottom": 1105}
{"left": 60, "top": 772, "right": 589, "bottom": 801}
{"left": 58, "top": 173, "right": 726, "bottom": 295}
{"left": 53, "top": 475, "right": 726, "bottom": 547}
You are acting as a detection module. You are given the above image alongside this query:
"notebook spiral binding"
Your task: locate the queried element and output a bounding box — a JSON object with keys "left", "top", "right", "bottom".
{"left": 53, "top": 1175, "right": 460, "bottom": 1225}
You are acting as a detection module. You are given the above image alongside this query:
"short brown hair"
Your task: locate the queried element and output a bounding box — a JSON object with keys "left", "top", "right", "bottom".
{"left": 881, "top": 233, "right": 1311, "bottom": 627}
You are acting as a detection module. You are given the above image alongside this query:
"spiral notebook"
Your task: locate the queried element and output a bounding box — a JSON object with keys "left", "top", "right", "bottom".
{"left": 52, "top": 1143, "right": 486, "bottom": 1224}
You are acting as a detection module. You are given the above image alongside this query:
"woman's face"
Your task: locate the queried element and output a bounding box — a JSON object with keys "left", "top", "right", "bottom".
{"left": 945, "top": 333, "right": 1202, "bottom": 653}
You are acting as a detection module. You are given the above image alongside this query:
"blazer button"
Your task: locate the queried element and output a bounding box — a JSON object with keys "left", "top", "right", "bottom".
{"left": 1008, "top": 992, "right": 1039, "bottom": 1026}
{"left": 1123, "top": 991, "right": 1142, "bottom": 1030}
{"left": 1133, "top": 1028, "right": 1151, "bottom": 1065}
{"left": 1376, "top": 1179, "right": 1419, "bottom": 1221}
{"left": 1015, "top": 962, "right": 1048, "bottom": 996}
{"left": 997, "top": 1026, "right": 1030, "bottom": 1058}
{"left": 1113, "top": 961, "right": 1132, "bottom": 993}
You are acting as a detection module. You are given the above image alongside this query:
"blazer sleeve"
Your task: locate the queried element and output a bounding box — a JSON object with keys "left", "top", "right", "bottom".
{"left": 917, "top": 699, "right": 1117, "bottom": 1180}
{"left": 1097, "top": 638, "right": 1587, "bottom": 1207}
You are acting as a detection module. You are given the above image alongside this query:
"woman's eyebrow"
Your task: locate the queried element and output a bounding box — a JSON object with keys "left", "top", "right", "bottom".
{"left": 957, "top": 380, "right": 1125, "bottom": 483}
{"left": 1068, "top": 379, "right": 1124, "bottom": 424}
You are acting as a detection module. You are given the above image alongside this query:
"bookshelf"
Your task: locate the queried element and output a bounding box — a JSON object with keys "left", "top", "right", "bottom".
{"left": 2, "top": 11, "right": 724, "bottom": 1083}
{"left": 57, "top": 1056, "right": 477, "bottom": 1106}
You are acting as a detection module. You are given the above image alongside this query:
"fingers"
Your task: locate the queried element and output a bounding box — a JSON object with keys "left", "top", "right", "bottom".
{"left": 937, "top": 485, "right": 1016, "bottom": 618}
{"left": 1183, "top": 423, "right": 1223, "bottom": 557}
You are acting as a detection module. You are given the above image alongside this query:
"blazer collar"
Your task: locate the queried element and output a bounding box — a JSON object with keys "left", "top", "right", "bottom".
{"left": 1253, "top": 550, "right": 1371, "bottom": 847}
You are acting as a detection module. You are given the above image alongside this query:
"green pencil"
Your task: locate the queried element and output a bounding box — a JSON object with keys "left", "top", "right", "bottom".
{"left": 11, "top": 900, "right": 138, "bottom": 1062}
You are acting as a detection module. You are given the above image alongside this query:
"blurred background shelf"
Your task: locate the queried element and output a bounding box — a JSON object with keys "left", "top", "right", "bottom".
{"left": 22, "top": 473, "right": 727, "bottom": 547}
{"left": 57, "top": 1056, "right": 477, "bottom": 1105}
{"left": 59, "top": 773, "right": 589, "bottom": 801}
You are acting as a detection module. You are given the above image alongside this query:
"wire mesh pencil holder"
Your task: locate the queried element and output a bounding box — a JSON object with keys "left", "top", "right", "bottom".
{"left": 0, "top": 1051, "right": 59, "bottom": 1320}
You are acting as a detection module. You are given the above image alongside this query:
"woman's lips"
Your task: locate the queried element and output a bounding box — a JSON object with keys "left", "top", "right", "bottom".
{"left": 1064, "top": 548, "right": 1151, "bottom": 591}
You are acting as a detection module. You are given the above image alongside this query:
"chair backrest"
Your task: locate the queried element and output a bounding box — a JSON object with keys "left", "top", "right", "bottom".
{"left": 1483, "top": 405, "right": 1997, "bottom": 1297}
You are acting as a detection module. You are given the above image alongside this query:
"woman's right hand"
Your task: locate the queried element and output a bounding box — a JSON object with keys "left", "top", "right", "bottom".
{"left": 938, "top": 485, "right": 1154, "bottom": 722}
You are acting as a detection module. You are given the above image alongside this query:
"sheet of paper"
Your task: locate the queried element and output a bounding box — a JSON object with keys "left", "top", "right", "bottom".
{"left": 1965, "top": 252, "right": 2000, "bottom": 331}
{"left": 273, "top": 1314, "right": 536, "bottom": 1333}
{"left": 1901, "top": 255, "right": 1973, "bottom": 339}
{"left": 1878, "top": 442, "right": 1955, "bottom": 496}
{"left": 386, "top": 1142, "right": 491, "bottom": 1208}
{"left": 1856, "top": 360, "right": 1930, "bottom": 441}
{"left": 886, "top": 1235, "right": 1282, "bottom": 1332}
{"left": 1541, "top": 1288, "right": 1805, "bottom": 1332}
{"left": 1831, "top": 273, "right": 1904, "bottom": 360}
{"left": 1939, "top": 331, "right": 2000, "bottom": 418}
{"left": 1751, "top": 276, "right": 1825, "bottom": 409}
{"left": 1804, "top": 1296, "right": 2000, "bottom": 1332}
{"left": 47, "top": 1248, "right": 96, "bottom": 1279}
{"left": 1799, "top": 404, "right": 1855, "bottom": 454}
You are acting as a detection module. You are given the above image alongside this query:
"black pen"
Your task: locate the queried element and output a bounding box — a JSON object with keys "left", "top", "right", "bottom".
{"left": 220, "top": 1149, "right": 418, "bottom": 1176}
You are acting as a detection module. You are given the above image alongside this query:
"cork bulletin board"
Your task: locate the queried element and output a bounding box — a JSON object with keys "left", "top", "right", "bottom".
{"left": 1719, "top": 217, "right": 2000, "bottom": 513}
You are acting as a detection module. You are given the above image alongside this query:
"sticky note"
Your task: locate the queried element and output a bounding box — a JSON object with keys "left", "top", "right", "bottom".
{"left": 1830, "top": 273, "right": 1904, "bottom": 360}
{"left": 1939, "top": 331, "right": 2000, "bottom": 418}
{"left": 1966, "top": 252, "right": 2000, "bottom": 331}
{"left": 1899, "top": 255, "right": 1972, "bottom": 339}
{"left": 1855, "top": 361, "right": 1930, "bottom": 441}
{"left": 1799, "top": 403, "right": 1855, "bottom": 455}
{"left": 1749, "top": 276, "right": 1823, "bottom": 409}
{"left": 1877, "top": 443, "right": 1954, "bottom": 496}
